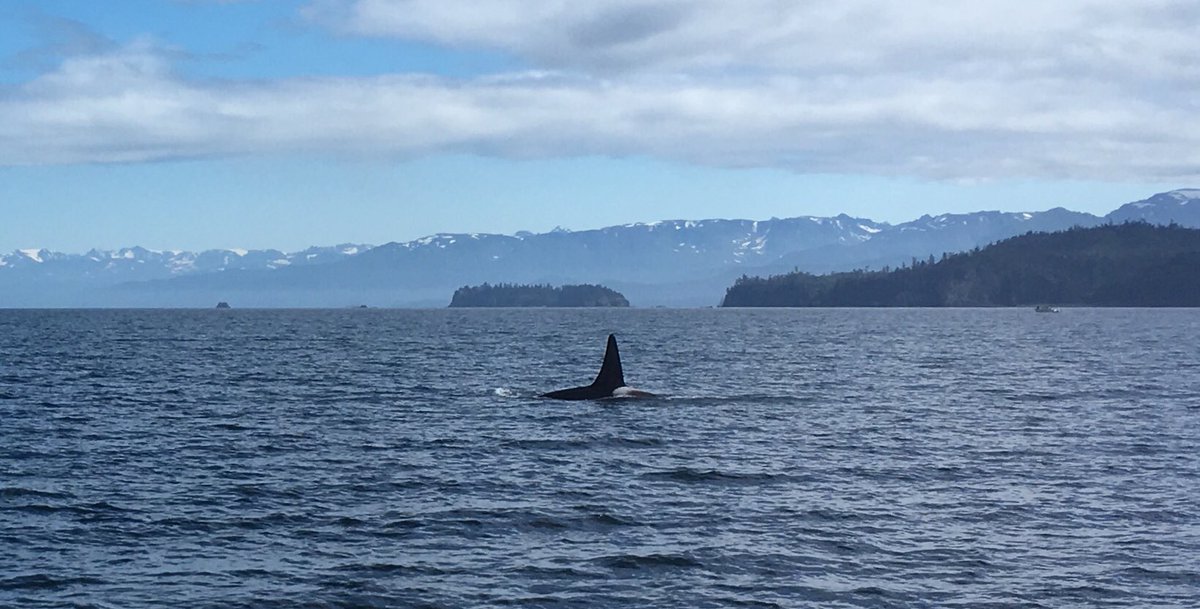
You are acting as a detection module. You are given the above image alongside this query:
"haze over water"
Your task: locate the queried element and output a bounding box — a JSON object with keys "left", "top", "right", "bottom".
{"left": 2, "top": 308, "right": 1198, "bottom": 608}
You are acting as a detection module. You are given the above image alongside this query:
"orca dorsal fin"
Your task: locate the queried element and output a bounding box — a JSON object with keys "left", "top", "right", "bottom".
{"left": 590, "top": 334, "right": 625, "bottom": 392}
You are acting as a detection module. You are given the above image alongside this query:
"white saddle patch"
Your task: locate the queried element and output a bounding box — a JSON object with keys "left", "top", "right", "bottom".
{"left": 611, "top": 386, "right": 654, "bottom": 398}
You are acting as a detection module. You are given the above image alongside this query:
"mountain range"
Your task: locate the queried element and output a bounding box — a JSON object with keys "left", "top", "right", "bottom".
{"left": 3, "top": 189, "right": 1198, "bottom": 307}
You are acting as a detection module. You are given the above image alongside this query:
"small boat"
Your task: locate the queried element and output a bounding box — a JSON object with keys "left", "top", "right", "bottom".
{"left": 1034, "top": 305, "right": 1060, "bottom": 313}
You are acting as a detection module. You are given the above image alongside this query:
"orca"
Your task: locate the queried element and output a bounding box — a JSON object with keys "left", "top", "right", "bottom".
{"left": 542, "top": 334, "right": 655, "bottom": 400}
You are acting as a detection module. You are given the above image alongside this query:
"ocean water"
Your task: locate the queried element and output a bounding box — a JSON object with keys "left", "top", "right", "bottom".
{"left": 1, "top": 308, "right": 1198, "bottom": 608}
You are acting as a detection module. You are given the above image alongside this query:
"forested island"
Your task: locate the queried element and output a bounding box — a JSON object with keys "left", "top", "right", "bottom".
{"left": 721, "top": 223, "right": 1200, "bottom": 307}
{"left": 449, "top": 283, "right": 630, "bottom": 307}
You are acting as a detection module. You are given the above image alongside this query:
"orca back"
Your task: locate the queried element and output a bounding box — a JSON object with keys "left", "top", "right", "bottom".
{"left": 542, "top": 333, "right": 626, "bottom": 400}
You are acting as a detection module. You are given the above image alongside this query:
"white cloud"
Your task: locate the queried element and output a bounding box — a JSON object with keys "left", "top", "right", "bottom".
{"left": 3, "top": 1, "right": 1200, "bottom": 180}
{"left": 314, "top": 0, "right": 1200, "bottom": 81}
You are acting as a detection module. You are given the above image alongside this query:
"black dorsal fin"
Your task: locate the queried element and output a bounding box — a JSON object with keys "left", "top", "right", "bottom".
{"left": 590, "top": 334, "right": 625, "bottom": 391}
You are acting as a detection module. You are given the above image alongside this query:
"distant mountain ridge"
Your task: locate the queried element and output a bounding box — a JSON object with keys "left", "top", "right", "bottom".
{"left": 0, "top": 244, "right": 370, "bottom": 281}
{"left": 2, "top": 190, "right": 1197, "bottom": 307}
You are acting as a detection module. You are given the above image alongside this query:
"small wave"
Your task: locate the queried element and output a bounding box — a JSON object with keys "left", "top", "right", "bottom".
{"left": 664, "top": 394, "right": 817, "bottom": 406}
{"left": 426, "top": 437, "right": 471, "bottom": 447}
{"left": 849, "top": 586, "right": 893, "bottom": 596}
{"left": 503, "top": 564, "right": 604, "bottom": 579}
{"left": 210, "top": 422, "right": 254, "bottom": 431}
{"left": 600, "top": 436, "right": 664, "bottom": 448}
{"left": 712, "top": 598, "right": 785, "bottom": 609}
{"left": 229, "top": 512, "right": 310, "bottom": 530}
{"left": 0, "top": 486, "right": 73, "bottom": 500}
{"left": 1037, "top": 584, "right": 1132, "bottom": 600}
{"left": 493, "top": 387, "right": 519, "bottom": 398}
{"left": 333, "top": 562, "right": 452, "bottom": 576}
{"left": 642, "top": 467, "right": 786, "bottom": 485}
{"left": 331, "top": 515, "right": 368, "bottom": 527}
{"left": 226, "top": 568, "right": 276, "bottom": 578}
{"left": 419, "top": 506, "right": 644, "bottom": 535}
{"left": 587, "top": 512, "right": 640, "bottom": 527}
{"left": 501, "top": 438, "right": 589, "bottom": 450}
{"left": 502, "top": 436, "right": 664, "bottom": 451}
{"left": 491, "top": 594, "right": 585, "bottom": 606}
{"left": 1004, "top": 391, "right": 1064, "bottom": 403}
{"left": 0, "top": 573, "right": 105, "bottom": 591}
{"left": 527, "top": 516, "right": 568, "bottom": 530}
{"left": 594, "top": 552, "right": 704, "bottom": 570}
{"left": 1116, "top": 566, "right": 1200, "bottom": 585}
{"left": 10, "top": 501, "right": 136, "bottom": 519}
{"left": 381, "top": 517, "right": 423, "bottom": 530}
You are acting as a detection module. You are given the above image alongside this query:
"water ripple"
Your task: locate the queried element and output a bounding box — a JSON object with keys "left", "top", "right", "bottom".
{"left": 1, "top": 308, "right": 1198, "bottom": 608}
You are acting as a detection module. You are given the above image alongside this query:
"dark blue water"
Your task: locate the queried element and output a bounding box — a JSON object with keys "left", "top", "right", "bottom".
{"left": 2, "top": 308, "right": 1198, "bottom": 608}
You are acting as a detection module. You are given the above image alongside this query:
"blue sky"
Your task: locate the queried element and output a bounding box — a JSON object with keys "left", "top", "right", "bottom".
{"left": 0, "top": 1, "right": 1192, "bottom": 252}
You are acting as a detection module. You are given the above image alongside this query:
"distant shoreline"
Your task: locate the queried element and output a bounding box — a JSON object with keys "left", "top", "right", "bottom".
{"left": 721, "top": 223, "right": 1200, "bottom": 308}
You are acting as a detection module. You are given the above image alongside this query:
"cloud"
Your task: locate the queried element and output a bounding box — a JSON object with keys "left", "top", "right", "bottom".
{"left": 314, "top": 0, "right": 1200, "bottom": 82}
{"left": 3, "top": 12, "right": 117, "bottom": 73}
{"left": 3, "top": 1, "right": 1200, "bottom": 181}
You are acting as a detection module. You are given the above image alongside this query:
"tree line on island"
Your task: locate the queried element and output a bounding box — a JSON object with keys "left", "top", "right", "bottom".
{"left": 449, "top": 283, "right": 630, "bottom": 307}
{"left": 721, "top": 222, "right": 1200, "bottom": 307}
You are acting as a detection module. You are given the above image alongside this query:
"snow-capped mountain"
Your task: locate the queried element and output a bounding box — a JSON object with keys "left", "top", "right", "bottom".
{"left": 1107, "top": 189, "right": 1200, "bottom": 226}
{"left": 775, "top": 207, "right": 1105, "bottom": 274}
{"left": 351, "top": 214, "right": 890, "bottom": 284}
{"left": 0, "top": 244, "right": 372, "bottom": 281}
{"left": 2, "top": 190, "right": 1196, "bottom": 307}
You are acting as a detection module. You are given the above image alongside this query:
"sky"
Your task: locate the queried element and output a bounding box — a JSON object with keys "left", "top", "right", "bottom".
{"left": 0, "top": 0, "right": 1194, "bottom": 253}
